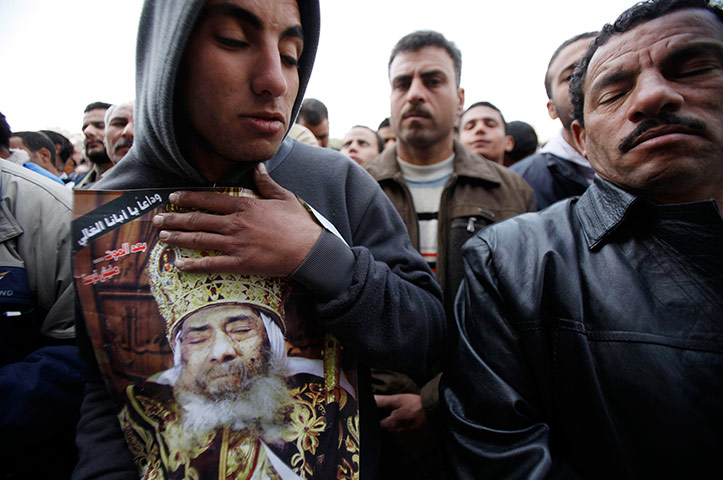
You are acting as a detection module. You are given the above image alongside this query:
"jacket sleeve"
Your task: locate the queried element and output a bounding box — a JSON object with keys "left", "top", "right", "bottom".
{"left": 439, "top": 235, "right": 578, "bottom": 479}
{"left": 290, "top": 183, "right": 444, "bottom": 385}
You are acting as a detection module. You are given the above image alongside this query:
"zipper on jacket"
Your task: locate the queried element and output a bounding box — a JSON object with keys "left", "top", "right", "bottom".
{"left": 466, "top": 217, "right": 477, "bottom": 233}
{"left": 477, "top": 207, "right": 496, "bottom": 219}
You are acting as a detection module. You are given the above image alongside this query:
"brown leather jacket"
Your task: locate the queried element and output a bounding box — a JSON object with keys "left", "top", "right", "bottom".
{"left": 366, "top": 139, "right": 536, "bottom": 316}
{"left": 365, "top": 139, "right": 535, "bottom": 432}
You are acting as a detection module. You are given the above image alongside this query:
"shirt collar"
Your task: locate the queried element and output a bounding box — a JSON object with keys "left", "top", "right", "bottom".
{"left": 541, "top": 129, "right": 590, "bottom": 169}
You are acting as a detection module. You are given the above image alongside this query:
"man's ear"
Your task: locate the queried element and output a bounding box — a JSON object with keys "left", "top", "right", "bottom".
{"left": 38, "top": 148, "right": 56, "bottom": 169}
{"left": 571, "top": 120, "right": 587, "bottom": 158}
{"left": 546, "top": 99, "right": 559, "bottom": 121}
{"left": 457, "top": 87, "right": 465, "bottom": 119}
{"left": 504, "top": 134, "right": 514, "bottom": 153}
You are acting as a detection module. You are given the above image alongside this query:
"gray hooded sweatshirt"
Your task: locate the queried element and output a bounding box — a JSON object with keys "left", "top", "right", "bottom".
{"left": 73, "top": 1, "right": 444, "bottom": 479}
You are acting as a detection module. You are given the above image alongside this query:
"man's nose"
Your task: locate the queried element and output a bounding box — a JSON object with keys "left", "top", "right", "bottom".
{"left": 407, "top": 77, "right": 427, "bottom": 104}
{"left": 473, "top": 123, "right": 486, "bottom": 135}
{"left": 122, "top": 120, "right": 134, "bottom": 139}
{"left": 628, "top": 71, "right": 684, "bottom": 123}
{"left": 209, "top": 333, "right": 237, "bottom": 363}
{"left": 251, "top": 46, "right": 288, "bottom": 98}
{"left": 85, "top": 125, "right": 102, "bottom": 139}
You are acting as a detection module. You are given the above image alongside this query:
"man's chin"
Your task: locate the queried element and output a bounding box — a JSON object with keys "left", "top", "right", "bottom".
{"left": 87, "top": 153, "right": 112, "bottom": 165}
{"left": 227, "top": 138, "right": 284, "bottom": 164}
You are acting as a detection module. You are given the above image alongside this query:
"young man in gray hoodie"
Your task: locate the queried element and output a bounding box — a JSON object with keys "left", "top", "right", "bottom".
{"left": 73, "top": 1, "right": 444, "bottom": 478}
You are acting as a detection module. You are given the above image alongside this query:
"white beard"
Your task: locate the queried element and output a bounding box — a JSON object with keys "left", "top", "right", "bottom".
{"left": 174, "top": 350, "right": 293, "bottom": 444}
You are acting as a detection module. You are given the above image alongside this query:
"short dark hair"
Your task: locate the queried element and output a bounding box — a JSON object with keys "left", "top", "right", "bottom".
{"left": 377, "top": 117, "right": 391, "bottom": 130}
{"left": 12, "top": 131, "right": 57, "bottom": 165}
{"left": 84, "top": 101, "right": 112, "bottom": 113}
{"left": 570, "top": 0, "right": 723, "bottom": 125}
{"left": 544, "top": 31, "right": 599, "bottom": 99}
{"left": 506, "top": 121, "right": 539, "bottom": 162}
{"left": 461, "top": 101, "right": 507, "bottom": 133}
{"left": 389, "top": 30, "right": 462, "bottom": 87}
{"left": 0, "top": 112, "right": 11, "bottom": 150}
{"left": 350, "top": 125, "right": 384, "bottom": 153}
{"left": 40, "top": 130, "right": 74, "bottom": 162}
{"left": 297, "top": 98, "right": 328, "bottom": 126}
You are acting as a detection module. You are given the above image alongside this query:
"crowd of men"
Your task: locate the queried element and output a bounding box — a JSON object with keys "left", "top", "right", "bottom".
{"left": 1, "top": 100, "right": 135, "bottom": 191}
{"left": 1, "top": 0, "right": 721, "bottom": 478}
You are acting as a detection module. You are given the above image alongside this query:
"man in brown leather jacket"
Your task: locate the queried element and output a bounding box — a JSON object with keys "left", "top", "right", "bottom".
{"left": 365, "top": 30, "right": 535, "bottom": 478}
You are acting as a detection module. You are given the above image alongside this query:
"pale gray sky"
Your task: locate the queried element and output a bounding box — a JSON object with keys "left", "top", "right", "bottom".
{"left": 1, "top": 0, "right": 638, "bottom": 143}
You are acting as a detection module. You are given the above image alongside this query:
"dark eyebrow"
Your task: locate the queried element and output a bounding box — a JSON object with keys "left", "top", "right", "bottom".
{"left": 391, "top": 73, "right": 412, "bottom": 85}
{"left": 664, "top": 42, "right": 723, "bottom": 68}
{"left": 559, "top": 61, "right": 577, "bottom": 80}
{"left": 202, "top": 2, "right": 303, "bottom": 42}
{"left": 589, "top": 69, "right": 630, "bottom": 100}
{"left": 282, "top": 25, "right": 304, "bottom": 43}
{"left": 186, "top": 325, "right": 210, "bottom": 333}
{"left": 392, "top": 69, "right": 446, "bottom": 85}
{"left": 421, "top": 69, "right": 446, "bottom": 80}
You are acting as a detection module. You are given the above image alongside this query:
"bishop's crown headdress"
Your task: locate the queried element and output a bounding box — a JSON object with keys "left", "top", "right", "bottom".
{"left": 146, "top": 188, "right": 287, "bottom": 345}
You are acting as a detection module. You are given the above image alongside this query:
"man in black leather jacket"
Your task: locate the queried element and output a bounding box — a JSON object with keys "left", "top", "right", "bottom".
{"left": 441, "top": 0, "right": 723, "bottom": 477}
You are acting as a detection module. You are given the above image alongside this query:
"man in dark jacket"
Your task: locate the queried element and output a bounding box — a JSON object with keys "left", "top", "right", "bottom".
{"left": 511, "top": 31, "right": 598, "bottom": 209}
{"left": 72, "top": 1, "right": 444, "bottom": 479}
{"left": 441, "top": 0, "right": 723, "bottom": 477}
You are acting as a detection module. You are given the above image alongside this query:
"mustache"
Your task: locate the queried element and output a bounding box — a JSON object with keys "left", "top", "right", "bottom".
{"left": 618, "top": 112, "right": 706, "bottom": 153}
{"left": 204, "top": 359, "right": 249, "bottom": 380}
{"left": 402, "top": 105, "right": 431, "bottom": 118}
{"left": 113, "top": 137, "right": 133, "bottom": 151}
{"left": 195, "top": 359, "right": 251, "bottom": 398}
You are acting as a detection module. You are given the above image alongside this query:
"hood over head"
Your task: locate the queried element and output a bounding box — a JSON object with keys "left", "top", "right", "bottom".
{"left": 95, "top": 0, "right": 320, "bottom": 189}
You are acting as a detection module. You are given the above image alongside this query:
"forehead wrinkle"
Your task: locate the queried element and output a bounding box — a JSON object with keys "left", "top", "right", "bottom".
{"left": 390, "top": 46, "right": 453, "bottom": 80}
{"left": 587, "top": 33, "right": 723, "bottom": 100}
{"left": 587, "top": 8, "right": 723, "bottom": 79}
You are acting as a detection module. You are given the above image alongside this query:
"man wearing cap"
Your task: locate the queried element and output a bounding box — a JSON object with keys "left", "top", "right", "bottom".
{"left": 119, "top": 242, "right": 357, "bottom": 479}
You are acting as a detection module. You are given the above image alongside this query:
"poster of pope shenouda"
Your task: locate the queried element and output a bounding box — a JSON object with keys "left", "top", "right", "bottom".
{"left": 72, "top": 188, "right": 359, "bottom": 479}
